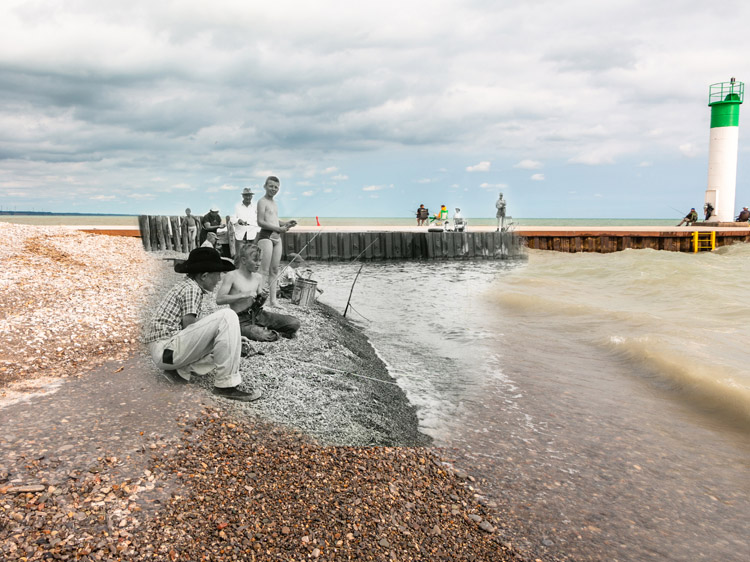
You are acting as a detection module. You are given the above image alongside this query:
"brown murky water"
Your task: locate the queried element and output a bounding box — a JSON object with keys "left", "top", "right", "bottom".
{"left": 315, "top": 251, "right": 750, "bottom": 562}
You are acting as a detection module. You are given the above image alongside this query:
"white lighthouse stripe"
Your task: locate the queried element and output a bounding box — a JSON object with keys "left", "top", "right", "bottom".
{"left": 706, "top": 126, "right": 739, "bottom": 222}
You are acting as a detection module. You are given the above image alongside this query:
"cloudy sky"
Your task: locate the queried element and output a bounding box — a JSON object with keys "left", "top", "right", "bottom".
{"left": 1, "top": 0, "right": 748, "bottom": 219}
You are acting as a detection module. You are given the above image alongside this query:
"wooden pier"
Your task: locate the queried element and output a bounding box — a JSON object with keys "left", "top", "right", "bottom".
{"left": 131, "top": 215, "right": 525, "bottom": 260}
{"left": 115, "top": 216, "right": 750, "bottom": 258}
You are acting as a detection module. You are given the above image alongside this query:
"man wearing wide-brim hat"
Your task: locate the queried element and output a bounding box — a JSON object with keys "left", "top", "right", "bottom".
{"left": 144, "top": 247, "right": 261, "bottom": 401}
{"left": 230, "top": 187, "right": 260, "bottom": 256}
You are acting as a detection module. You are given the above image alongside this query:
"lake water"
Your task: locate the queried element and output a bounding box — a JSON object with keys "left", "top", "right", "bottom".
{"left": 313, "top": 245, "right": 750, "bottom": 562}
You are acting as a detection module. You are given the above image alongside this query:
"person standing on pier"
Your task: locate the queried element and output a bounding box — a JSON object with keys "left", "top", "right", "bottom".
{"left": 495, "top": 192, "right": 506, "bottom": 231}
{"left": 184, "top": 208, "right": 199, "bottom": 250}
{"left": 257, "top": 176, "right": 297, "bottom": 308}
{"left": 416, "top": 204, "right": 429, "bottom": 226}
{"left": 231, "top": 187, "right": 260, "bottom": 257}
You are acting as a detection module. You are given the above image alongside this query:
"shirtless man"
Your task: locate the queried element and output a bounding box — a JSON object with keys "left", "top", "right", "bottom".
{"left": 495, "top": 192, "right": 506, "bottom": 231}
{"left": 184, "top": 208, "right": 199, "bottom": 250}
{"left": 256, "top": 176, "right": 297, "bottom": 307}
{"left": 215, "top": 244, "right": 300, "bottom": 340}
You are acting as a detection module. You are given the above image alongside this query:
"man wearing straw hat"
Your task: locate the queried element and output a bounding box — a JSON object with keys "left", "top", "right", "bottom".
{"left": 144, "top": 246, "right": 262, "bottom": 401}
{"left": 231, "top": 187, "right": 260, "bottom": 256}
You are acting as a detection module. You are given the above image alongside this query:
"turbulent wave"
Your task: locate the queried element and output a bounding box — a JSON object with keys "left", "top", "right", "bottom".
{"left": 605, "top": 335, "right": 750, "bottom": 427}
{"left": 487, "top": 243, "right": 750, "bottom": 428}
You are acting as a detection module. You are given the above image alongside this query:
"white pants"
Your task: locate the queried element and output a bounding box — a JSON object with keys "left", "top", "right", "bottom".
{"left": 148, "top": 308, "right": 242, "bottom": 388}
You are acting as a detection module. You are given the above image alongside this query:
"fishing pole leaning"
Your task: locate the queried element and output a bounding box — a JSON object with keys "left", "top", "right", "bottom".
{"left": 343, "top": 238, "right": 378, "bottom": 318}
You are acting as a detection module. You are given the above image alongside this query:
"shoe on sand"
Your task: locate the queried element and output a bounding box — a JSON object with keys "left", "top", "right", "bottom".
{"left": 161, "top": 370, "right": 188, "bottom": 385}
{"left": 212, "top": 386, "right": 262, "bottom": 402}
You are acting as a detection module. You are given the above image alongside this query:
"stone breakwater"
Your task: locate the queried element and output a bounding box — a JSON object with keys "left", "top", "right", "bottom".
{"left": 0, "top": 225, "right": 527, "bottom": 561}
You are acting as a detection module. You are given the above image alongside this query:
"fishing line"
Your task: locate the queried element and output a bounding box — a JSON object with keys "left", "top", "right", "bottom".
{"left": 280, "top": 355, "right": 402, "bottom": 386}
{"left": 345, "top": 302, "right": 372, "bottom": 322}
{"left": 277, "top": 227, "right": 324, "bottom": 279}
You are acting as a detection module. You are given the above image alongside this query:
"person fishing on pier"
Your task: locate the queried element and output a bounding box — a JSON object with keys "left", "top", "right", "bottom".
{"left": 416, "top": 204, "right": 429, "bottom": 226}
{"left": 703, "top": 202, "right": 714, "bottom": 221}
{"left": 677, "top": 208, "right": 698, "bottom": 226}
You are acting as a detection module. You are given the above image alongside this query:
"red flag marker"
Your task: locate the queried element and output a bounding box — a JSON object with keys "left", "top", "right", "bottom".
{"left": 316, "top": 216, "right": 321, "bottom": 226}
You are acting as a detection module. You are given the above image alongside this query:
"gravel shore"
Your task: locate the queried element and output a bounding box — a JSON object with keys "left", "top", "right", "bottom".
{"left": 0, "top": 225, "right": 526, "bottom": 561}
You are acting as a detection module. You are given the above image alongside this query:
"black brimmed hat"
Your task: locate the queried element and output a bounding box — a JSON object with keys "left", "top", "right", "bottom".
{"left": 174, "top": 247, "right": 236, "bottom": 274}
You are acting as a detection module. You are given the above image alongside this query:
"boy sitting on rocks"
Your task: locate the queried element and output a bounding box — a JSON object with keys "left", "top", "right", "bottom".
{"left": 277, "top": 253, "right": 323, "bottom": 300}
{"left": 216, "top": 244, "right": 300, "bottom": 341}
{"left": 144, "top": 247, "right": 261, "bottom": 401}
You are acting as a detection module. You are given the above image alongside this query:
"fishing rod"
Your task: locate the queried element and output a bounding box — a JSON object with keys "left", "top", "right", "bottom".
{"left": 343, "top": 238, "right": 379, "bottom": 317}
{"left": 276, "top": 226, "right": 324, "bottom": 279}
{"left": 669, "top": 206, "right": 689, "bottom": 218}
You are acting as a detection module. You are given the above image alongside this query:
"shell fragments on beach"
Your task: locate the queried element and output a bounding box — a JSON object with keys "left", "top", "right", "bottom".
{"left": 0, "top": 224, "right": 160, "bottom": 392}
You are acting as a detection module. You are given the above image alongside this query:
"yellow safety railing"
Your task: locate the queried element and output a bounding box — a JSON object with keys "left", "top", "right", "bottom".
{"left": 692, "top": 231, "right": 716, "bottom": 252}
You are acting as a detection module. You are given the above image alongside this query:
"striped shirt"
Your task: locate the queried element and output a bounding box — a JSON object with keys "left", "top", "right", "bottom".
{"left": 143, "top": 277, "right": 204, "bottom": 343}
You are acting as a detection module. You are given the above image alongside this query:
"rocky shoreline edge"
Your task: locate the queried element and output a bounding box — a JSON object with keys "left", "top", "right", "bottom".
{"left": 0, "top": 226, "right": 526, "bottom": 561}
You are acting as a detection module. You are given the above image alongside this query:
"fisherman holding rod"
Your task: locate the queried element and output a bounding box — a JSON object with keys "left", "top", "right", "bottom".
{"left": 677, "top": 207, "right": 698, "bottom": 226}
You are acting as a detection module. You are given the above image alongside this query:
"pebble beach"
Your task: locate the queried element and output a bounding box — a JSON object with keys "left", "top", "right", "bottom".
{"left": 0, "top": 225, "right": 525, "bottom": 561}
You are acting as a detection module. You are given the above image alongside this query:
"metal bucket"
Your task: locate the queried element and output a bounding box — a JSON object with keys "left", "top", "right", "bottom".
{"left": 291, "top": 278, "right": 318, "bottom": 307}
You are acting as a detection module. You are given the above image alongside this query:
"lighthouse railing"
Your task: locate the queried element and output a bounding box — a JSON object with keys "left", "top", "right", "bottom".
{"left": 709, "top": 81, "right": 744, "bottom": 104}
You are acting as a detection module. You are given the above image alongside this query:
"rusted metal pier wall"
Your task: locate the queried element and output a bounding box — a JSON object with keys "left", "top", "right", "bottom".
{"left": 520, "top": 229, "right": 750, "bottom": 253}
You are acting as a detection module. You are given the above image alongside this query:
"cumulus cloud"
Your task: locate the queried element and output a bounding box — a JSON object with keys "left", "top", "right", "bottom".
{"left": 531, "top": 173, "right": 545, "bottom": 181}
{"left": 480, "top": 182, "right": 508, "bottom": 190}
{"left": 362, "top": 185, "right": 384, "bottom": 191}
{"left": 416, "top": 178, "right": 432, "bottom": 183}
{"left": 0, "top": 1, "right": 747, "bottom": 216}
{"left": 466, "top": 161, "right": 491, "bottom": 172}
{"left": 679, "top": 143, "right": 701, "bottom": 158}
{"left": 302, "top": 190, "right": 315, "bottom": 196}
{"left": 514, "top": 159, "right": 543, "bottom": 170}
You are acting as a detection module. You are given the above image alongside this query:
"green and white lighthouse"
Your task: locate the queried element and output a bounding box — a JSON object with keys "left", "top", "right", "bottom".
{"left": 705, "top": 78, "right": 743, "bottom": 222}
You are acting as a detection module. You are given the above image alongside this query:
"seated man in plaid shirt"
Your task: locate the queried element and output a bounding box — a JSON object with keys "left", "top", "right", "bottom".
{"left": 144, "top": 247, "right": 261, "bottom": 402}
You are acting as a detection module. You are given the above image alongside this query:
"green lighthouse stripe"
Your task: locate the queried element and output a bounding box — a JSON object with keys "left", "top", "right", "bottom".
{"left": 709, "top": 101, "right": 741, "bottom": 128}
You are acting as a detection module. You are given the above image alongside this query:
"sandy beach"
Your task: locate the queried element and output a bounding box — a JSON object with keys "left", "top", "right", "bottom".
{"left": 0, "top": 225, "right": 523, "bottom": 561}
